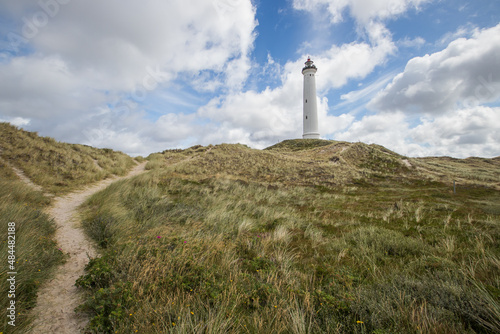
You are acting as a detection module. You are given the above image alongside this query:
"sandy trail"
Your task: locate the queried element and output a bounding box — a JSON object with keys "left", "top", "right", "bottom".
{"left": 28, "top": 162, "right": 147, "bottom": 334}
{"left": 0, "top": 155, "right": 44, "bottom": 193}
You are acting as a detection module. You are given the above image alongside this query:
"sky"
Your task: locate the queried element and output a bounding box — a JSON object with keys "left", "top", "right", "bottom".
{"left": 0, "top": 0, "right": 499, "bottom": 158}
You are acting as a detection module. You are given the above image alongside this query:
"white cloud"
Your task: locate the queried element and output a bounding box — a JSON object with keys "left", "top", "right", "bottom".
{"left": 334, "top": 24, "right": 500, "bottom": 158}
{"left": 370, "top": 24, "right": 500, "bottom": 114}
{"left": 152, "top": 113, "right": 199, "bottom": 143}
{"left": 409, "top": 107, "right": 500, "bottom": 157}
{"left": 335, "top": 106, "right": 500, "bottom": 158}
{"left": 332, "top": 24, "right": 500, "bottom": 158}
{"left": 0, "top": 116, "right": 30, "bottom": 127}
{"left": 314, "top": 32, "right": 395, "bottom": 90}
{"left": 0, "top": 0, "right": 257, "bottom": 111}
{"left": 0, "top": 55, "right": 109, "bottom": 118}
{"left": 0, "top": 0, "right": 258, "bottom": 154}
{"left": 35, "top": 0, "right": 255, "bottom": 87}
{"left": 293, "top": 0, "right": 430, "bottom": 25}
{"left": 335, "top": 112, "right": 418, "bottom": 153}
{"left": 436, "top": 24, "right": 474, "bottom": 46}
{"left": 338, "top": 71, "right": 396, "bottom": 107}
{"left": 398, "top": 36, "right": 425, "bottom": 48}
{"left": 198, "top": 83, "right": 302, "bottom": 145}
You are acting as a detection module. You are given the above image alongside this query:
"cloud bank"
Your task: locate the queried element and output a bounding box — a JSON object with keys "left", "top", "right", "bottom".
{"left": 338, "top": 23, "right": 500, "bottom": 157}
{"left": 0, "top": 0, "right": 498, "bottom": 158}
{"left": 370, "top": 24, "right": 500, "bottom": 114}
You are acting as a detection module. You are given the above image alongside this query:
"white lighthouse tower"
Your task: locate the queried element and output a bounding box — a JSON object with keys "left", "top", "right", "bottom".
{"left": 302, "top": 57, "right": 320, "bottom": 139}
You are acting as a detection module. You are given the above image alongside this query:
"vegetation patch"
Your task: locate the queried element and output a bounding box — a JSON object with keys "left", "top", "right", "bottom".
{"left": 0, "top": 123, "right": 136, "bottom": 194}
{"left": 76, "top": 143, "right": 499, "bottom": 333}
{"left": 0, "top": 170, "right": 65, "bottom": 332}
{"left": 265, "top": 139, "right": 335, "bottom": 152}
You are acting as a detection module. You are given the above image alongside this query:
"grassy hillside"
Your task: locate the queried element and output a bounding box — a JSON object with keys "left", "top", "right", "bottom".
{"left": 0, "top": 122, "right": 136, "bottom": 194}
{"left": 0, "top": 122, "right": 137, "bottom": 332}
{"left": 77, "top": 141, "right": 500, "bottom": 333}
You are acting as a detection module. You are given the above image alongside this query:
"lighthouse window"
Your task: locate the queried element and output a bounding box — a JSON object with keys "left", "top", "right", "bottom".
{"left": 305, "top": 99, "right": 307, "bottom": 103}
{"left": 306, "top": 116, "right": 308, "bottom": 119}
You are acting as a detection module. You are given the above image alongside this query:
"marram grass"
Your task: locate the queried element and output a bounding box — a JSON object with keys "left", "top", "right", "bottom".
{"left": 0, "top": 122, "right": 136, "bottom": 194}
{"left": 77, "top": 143, "right": 500, "bottom": 333}
{"left": 0, "top": 173, "right": 65, "bottom": 333}
{"left": 0, "top": 123, "right": 140, "bottom": 332}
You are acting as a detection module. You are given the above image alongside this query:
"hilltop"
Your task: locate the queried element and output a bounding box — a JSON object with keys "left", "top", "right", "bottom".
{"left": 1, "top": 125, "right": 499, "bottom": 333}
{"left": 147, "top": 139, "right": 499, "bottom": 191}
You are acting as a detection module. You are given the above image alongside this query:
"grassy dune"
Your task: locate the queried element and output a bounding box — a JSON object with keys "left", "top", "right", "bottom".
{"left": 0, "top": 123, "right": 137, "bottom": 332}
{"left": 0, "top": 123, "right": 136, "bottom": 194}
{"left": 77, "top": 141, "right": 500, "bottom": 333}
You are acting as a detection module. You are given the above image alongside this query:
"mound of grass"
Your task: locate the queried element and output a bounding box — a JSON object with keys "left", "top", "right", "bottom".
{"left": 0, "top": 122, "right": 135, "bottom": 194}
{"left": 77, "top": 144, "right": 500, "bottom": 333}
{"left": 146, "top": 143, "right": 363, "bottom": 188}
{"left": 265, "top": 139, "right": 334, "bottom": 152}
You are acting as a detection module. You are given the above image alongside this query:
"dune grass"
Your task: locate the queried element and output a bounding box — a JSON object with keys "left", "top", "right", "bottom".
{"left": 0, "top": 122, "right": 139, "bottom": 332}
{"left": 0, "top": 122, "right": 136, "bottom": 194}
{"left": 411, "top": 156, "right": 500, "bottom": 189}
{"left": 265, "top": 139, "right": 335, "bottom": 152}
{"left": 76, "top": 143, "right": 500, "bottom": 333}
{"left": 0, "top": 165, "right": 65, "bottom": 333}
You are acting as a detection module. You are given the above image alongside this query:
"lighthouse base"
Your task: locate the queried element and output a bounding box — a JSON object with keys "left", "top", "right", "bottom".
{"left": 302, "top": 132, "right": 320, "bottom": 139}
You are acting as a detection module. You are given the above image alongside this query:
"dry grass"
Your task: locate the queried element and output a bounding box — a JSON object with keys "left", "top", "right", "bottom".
{"left": 411, "top": 156, "right": 500, "bottom": 190}
{"left": 0, "top": 122, "right": 139, "bottom": 332}
{"left": 0, "top": 122, "right": 135, "bottom": 194}
{"left": 76, "top": 142, "right": 500, "bottom": 333}
{"left": 2, "top": 127, "right": 498, "bottom": 333}
{"left": 0, "top": 164, "right": 65, "bottom": 333}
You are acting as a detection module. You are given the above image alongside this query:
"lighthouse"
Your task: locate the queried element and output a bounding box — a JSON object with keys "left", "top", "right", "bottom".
{"left": 302, "top": 57, "right": 320, "bottom": 139}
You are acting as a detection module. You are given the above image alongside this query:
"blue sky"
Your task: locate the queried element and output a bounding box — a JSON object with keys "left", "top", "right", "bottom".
{"left": 0, "top": 0, "right": 499, "bottom": 157}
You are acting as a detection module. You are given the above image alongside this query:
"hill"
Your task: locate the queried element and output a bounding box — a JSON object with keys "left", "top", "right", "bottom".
{"left": 74, "top": 141, "right": 499, "bottom": 333}
{"left": 147, "top": 139, "right": 499, "bottom": 191}
{"left": 1, "top": 128, "right": 499, "bottom": 333}
{"left": 0, "top": 122, "right": 136, "bottom": 194}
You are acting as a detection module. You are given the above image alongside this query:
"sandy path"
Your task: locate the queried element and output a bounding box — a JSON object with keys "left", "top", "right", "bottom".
{"left": 0, "top": 156, "right": 44, "bottom": 192}
{"left": 28, "top": 162, "right": 147, "bottom": 334}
